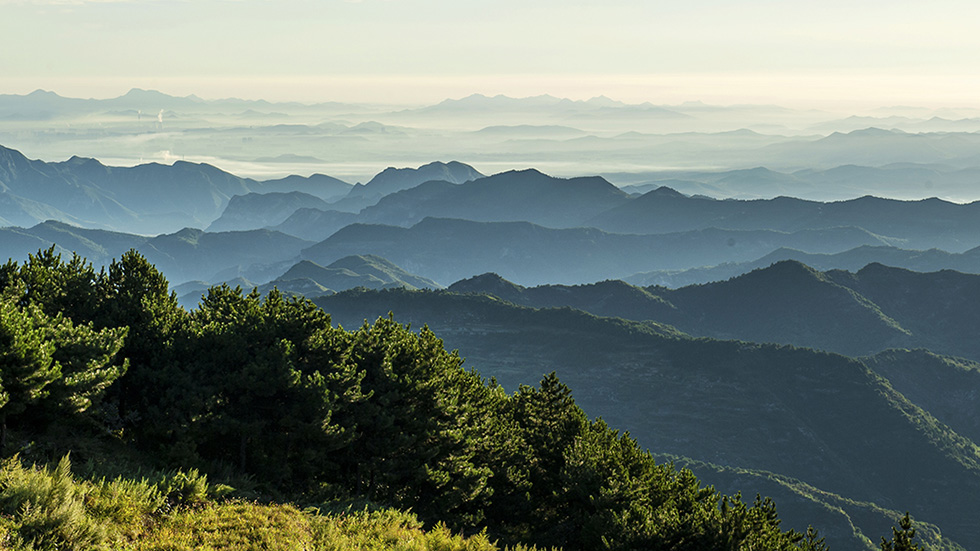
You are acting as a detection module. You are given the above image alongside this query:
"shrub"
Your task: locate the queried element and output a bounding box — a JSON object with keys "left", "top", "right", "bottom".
{"left": 0, "top": 455, "right": 105, "bottom": 551}
{"left": 156, "top": 468, "right": 210, "bottom": 508}
{"left": 89, "top": 474, "right": 165, "bottom": 538}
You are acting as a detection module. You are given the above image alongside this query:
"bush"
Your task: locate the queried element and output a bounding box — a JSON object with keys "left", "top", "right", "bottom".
{"left": 156, "top": 468, "right": 210, "bottom": 508}
{"left": 0, "top": 455, "right": 105, "bottom": 551}
{"left": 89, "top": 474, "right": 165, "bottom": 538}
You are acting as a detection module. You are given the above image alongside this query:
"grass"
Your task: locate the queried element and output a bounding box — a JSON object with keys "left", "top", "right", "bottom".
{"left": 0, "top": 455, "right": 542, "bottom": 551}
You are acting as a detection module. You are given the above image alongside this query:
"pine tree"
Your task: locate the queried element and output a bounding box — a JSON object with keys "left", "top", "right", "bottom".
{"left": 0, "top": 300, "right": 60, "bottom": 450}
{"left": 0, "top": 247, "right": 99, "bottom": 323}
{"left": 797, "top": 525, "right": 830, "bottom": 551}
{"left": 184, "top": 285, "right": 359, "bottom": 488}
{"left": 94, "top": 249, "right": 187, "bottom": 448}
{"left": 880, "top": 512, "right": 921, "bottom": 551}
{"left": 41, "top": 316, "right": 128, "bottom": 415}
{"left": 0, "top": 295, "right": 128, "bottom": 449}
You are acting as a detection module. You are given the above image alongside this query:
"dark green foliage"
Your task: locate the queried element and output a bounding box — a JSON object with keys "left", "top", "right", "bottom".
{"left": 181, "top": 285, "right": 360, "bottom": 487}
{"left": 0, "top": 248, "right": 844, "bottom": 549}
{"left": 0, "top": 263, "right": 127, "bottom": 448}
{"left": 332, "top": 316, "right": 497, "bottom": 528}
{"left": 0, "top": 299, "right": 61, "bottom": 449}
{"left": 40, "top": 313, "right": 127, "bottom": 417}
{"left": 2, "top": 247, "right": 100, "bottom": 322}
{"left": 798, "top": 526, "right": 830, "bottom": 551}
{"left": 881, "top": 513, "right": 922, "bottom": 551}
{"left": 315, "top": 286, "right": 975, "bottom": 550}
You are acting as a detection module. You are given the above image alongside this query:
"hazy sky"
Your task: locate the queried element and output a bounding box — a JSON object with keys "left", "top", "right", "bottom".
{"left": 3, "top": 0, "right": 980, "bottom": 108}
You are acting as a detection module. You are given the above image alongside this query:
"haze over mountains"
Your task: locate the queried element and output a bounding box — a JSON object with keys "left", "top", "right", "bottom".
{"left": 5, "top": 141, "right": 980, "bottom": 291}
{"left": 6, "top": 89, "right": 980, "bottom": 202}
{"left": 5, "top": 89, "right": 980, "bottom": 549}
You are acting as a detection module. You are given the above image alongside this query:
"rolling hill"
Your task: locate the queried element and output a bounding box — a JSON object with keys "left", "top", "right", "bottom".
{"left": 300, "top": 217, "right": 899, "bottom": 286}
{"left": 314, "top": 287, "right": 980, "bottom": 550}
{"left": 0, "top": 220, "right": 311, "bottom": 285}
{"left": 174, "top": 254, "right": 440, "bottom": 308}
{"left": 625, "top": 244, "right": 980, "bottom": 288}
{"left": 451, "top": 261, "right": 980, "bottom": 362}
{"left": 587, "top": 186, "right": 980, "bottom": 252}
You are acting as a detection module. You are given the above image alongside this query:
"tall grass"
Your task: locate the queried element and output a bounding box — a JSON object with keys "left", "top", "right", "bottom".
{"left": 0, "top": 455, "right": 545, "bottom": 551}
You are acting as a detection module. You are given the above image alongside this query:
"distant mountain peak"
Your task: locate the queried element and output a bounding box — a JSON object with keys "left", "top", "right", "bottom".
{"left": 495, "top": 167, "right": 547, "bottom": 178}
{"left": 648, "top": 186, "right": 686, "bottom": 198}
{"left": 448, "top": 273, "right": 526, "bottom": 300}
{"left": 349, "top": 160, "right": 484, "bottom": 199}
{"left": 121, "top": 88, "right": 169, "bottom": 99}
{"left": 586, "top": 95, "right": 626, "bottom": 107}
{"left": 746, "top": 259, "right": 828, "bottom": 284}
{"left": 27, "top": 89, "right": 60, "bottom": 98}
{"left": 328, "top": 254, "right": 400, "bottom": 271}
{"left": 63, "top": 154, "right": 102, "bottom": 166}
{"left": 836, "top": 127, "right": 907, "bottom": 138}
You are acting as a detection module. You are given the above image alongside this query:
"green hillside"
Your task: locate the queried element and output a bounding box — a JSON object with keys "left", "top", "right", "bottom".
{"left": 0, "top": 454, "right": 523, "bottom": 551}
{"left": 317, "top": 287, "right": 979, "bottom": 549}
{"left": 0, "top": 248, "right": 836, "bottom": 550}
{"left": 451, "top": 261, "right": 980, "bottom": 362}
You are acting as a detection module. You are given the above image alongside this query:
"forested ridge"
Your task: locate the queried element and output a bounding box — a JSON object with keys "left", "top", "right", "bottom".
{"left": 0, "top": 248, "right": 920, "bottom": 550}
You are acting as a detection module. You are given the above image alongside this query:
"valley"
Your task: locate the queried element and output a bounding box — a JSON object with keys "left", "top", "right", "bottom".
{"left": 1, "top": 89, "right": 980, "bottom": 550}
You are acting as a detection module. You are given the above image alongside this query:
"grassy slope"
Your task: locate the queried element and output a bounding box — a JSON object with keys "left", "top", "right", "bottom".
{"left": 0, "top": 455, "right": 534, "bottom": 551}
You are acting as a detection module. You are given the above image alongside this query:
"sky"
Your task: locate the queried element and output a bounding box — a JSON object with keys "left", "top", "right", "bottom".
{"left": 2, "top": 0, "right": 980, "bottom": 109}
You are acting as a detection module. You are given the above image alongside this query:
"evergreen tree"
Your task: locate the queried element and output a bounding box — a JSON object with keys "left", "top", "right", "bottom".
{"left": 0, "top": 247, "right": 99, "bottom": 322}
{"left": 336, "top": 317, "right": 495, "bottom": 527}
{"left": 0, "top": 294, "right": 126, "bottom": 450}
{"left": 505, "top": 372, "right": 589, "bottom": 544}
{"left": 41, "top": 317, "right": 128, "bottom": 416}
{"left": 798, "top": 525, "right": 830, "bottom": 551}
{"left": 0, "top": 300, "right": 60, "bottom": 450}
{"left": 880, "top": 512, "right": 921, "bottom": 551}
{"left": 185, "top": 285, "right": 361, "bottom": 488}
{"left": 94, "top": 250, "right": 187, "bottom": 447}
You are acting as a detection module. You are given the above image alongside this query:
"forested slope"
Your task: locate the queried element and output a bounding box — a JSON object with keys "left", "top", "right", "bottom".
{"left": 0, "top": 248, "right": 839, "bottom": 550}
{"left": 317, "top": 287, "right": 977, "bottom": 550}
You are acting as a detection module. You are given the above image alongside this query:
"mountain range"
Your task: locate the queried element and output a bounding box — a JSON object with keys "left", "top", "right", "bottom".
{"left": 299, "top": 217, "right": 898, "bottom": 286}
{"left": 0, "top": 144, "right": 349, "bottom": 234}
{"left": 0, "top": 88, "right": 359, "bottom": 120}
{"left": 0, "top": 220, "right": 311, "bottom": 284}
{"left": 587, "top": 184, "right": 980, "bottom": 252}
{"left": 174, "top": 254, "right": 440, "bottom": 308}
{"left": 206, "top": 192, "right": 333, "bottom": 232}
{"left": 5, "top": 108, "right": 980, "bottom": 550}
{"left": 625, "top": 244, "right": 980, "bottom": 287}
{"left": 313, "top": 285, "right": 980, "bottom": 550}
{"left": 6, "top": 141, "right": 980, "bottom": 269}
{"left": 448, "top": 261, "right": 980, "bottom": 362}
{"left": 11, "top": 89, "right": 980, "bottom": 199}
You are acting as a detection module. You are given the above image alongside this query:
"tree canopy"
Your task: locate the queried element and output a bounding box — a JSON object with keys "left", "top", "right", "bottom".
{"left": 0, "top": 247, "right": 864, "bottom": 550}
